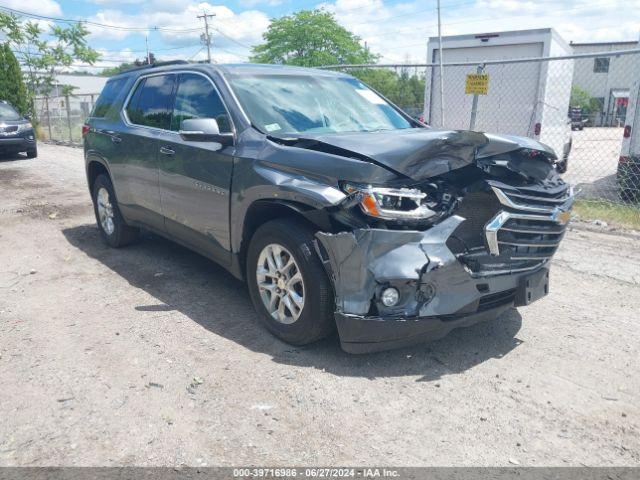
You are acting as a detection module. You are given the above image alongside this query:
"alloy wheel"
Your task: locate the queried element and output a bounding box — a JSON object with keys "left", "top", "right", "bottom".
{"left": 256, "top": 243, "right": 305, "bottom": 324}
{"left": 96, "top": 187, "right": 115, "bottom": 236}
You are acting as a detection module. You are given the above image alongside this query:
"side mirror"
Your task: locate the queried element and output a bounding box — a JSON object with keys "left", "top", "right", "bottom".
{"left": 179, "top": 118, "right": 234, "bottom": 146}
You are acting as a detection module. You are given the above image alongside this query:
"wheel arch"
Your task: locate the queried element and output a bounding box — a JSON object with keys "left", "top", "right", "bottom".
{"left": 86, "top": 156, "right": 111, "bottom": 192}
{"left": 237, "top": 199, "right": 323, "bottom": 281}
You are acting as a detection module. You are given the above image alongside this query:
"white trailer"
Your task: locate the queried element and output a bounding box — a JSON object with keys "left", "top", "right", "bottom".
{"left": 618, "top": 67, "right": 640, "bottom": 200}
{"left": 424, "top": 28, "right": 573, "bottom": 164}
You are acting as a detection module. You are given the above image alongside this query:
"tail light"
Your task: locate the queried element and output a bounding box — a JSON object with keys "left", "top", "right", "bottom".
{"left": 618, "top": 156, "right": 630, "bottom": 166}
{"left": 623, "top": 125, "right": 631, "bottom": 138}
{"left": 82, "top": 124, "right": 91, "bottom": 137}
{"left": 534, "top": 123, "right": 541, "bottom": 136}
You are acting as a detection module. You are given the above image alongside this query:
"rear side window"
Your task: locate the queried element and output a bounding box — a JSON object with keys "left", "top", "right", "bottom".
{"left": 92, "top": 77, "right": 128, "bottom": 118}
{"left": 170, "top": 73, "right": 232, "bottom": 133}
{"left": 125, "top": 74, "right": 175, "bottom": 129}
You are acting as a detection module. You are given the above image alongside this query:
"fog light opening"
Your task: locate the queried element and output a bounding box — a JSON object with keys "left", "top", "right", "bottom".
{"left": 380, "top": 287, "right": 400, "bottom": 307}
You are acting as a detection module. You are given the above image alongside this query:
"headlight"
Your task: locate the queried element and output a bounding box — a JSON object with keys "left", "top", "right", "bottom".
{"left": 17, "top": 122, "right": 33, "bottom": 133}
{"left": 341, "top": 182, "right": 436, "bottom": 220}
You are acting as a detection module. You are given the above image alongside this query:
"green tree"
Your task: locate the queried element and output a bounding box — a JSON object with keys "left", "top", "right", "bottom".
{"left": 251, "top": 9, "right": 378, "bottom": 67}
{"left": 251, "top": 9, "right": 425, "bottom": 116}
{"left": 570, "top": 85, "right": 601, "bottom": 114}
{"left": 351, "top": 67, "right": 425, "bottom": 114}
{"left": 101, "top": 63, "right": 136, "bottom": 77}
{"left": 101, "top": 53, "right": 157, "bottom": 77}
{"left": 0, "top": 12, "right": 99, "bottom": 114}
{"left": 0, "top": 43, "right": 29, "bottom": 114}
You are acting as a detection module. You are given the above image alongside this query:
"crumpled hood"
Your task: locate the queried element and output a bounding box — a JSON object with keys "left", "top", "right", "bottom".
{"left": 271, "top": 128, "right": 557, "bottom": 181}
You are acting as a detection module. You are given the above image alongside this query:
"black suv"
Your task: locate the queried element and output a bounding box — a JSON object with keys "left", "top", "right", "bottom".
{"left": 84, "top": 61, "right": 573, "bottom": 353}
{"left": 0, "top": 100, "right": 37, "bottom": 158}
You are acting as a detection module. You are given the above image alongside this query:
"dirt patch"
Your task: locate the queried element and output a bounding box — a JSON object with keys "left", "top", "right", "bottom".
{"left": 0, "top": 167, "right": 52, "bottom": 191}
{"left": 0, "top": 143, "right": 639, "bottom": 467}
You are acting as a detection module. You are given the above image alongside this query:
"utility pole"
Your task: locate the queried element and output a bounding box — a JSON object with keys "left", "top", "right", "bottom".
{"left": 436, "top": 0, "right": 445, "bottom": 127}
{"left": 145, "top": 35, "right": 150, "bottom": 64}
{"left": 197, "top": 12, "right": 216, "bottom": 63}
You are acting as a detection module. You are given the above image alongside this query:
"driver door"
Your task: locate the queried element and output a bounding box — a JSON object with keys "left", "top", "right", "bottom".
{"left": 158, "top": 72, "right": 235, "bottom": 265}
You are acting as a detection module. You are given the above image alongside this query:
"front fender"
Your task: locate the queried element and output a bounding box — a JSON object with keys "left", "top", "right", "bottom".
{"left": 230, "top": 160, "right": 347, "bottom": 254}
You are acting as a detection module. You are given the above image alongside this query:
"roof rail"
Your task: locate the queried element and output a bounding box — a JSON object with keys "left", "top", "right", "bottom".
{"left": 116, "top": 60, "right": 191, "bottom": 75}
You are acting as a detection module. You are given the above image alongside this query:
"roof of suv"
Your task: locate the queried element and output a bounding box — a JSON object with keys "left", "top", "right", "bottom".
{"left": 110, "top": 61, "right": 347, "bottom": 79}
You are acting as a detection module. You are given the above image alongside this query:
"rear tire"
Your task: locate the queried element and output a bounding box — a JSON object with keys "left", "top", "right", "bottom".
{"left": 246, "top": 218, "right": 335, "bottom": 345}
{"left": 91, "top": 174, "right": 139, "bottom": 247}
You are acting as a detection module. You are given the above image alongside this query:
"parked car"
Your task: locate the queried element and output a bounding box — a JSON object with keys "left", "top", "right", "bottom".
{"left": 83, "top": 62, "right": 573, "bottom": 353}
{"left": 569, "top": 106, "right": 585, "bottom": 131}
{"left": 0, "top": 100, "right": 37, "bottom": 158}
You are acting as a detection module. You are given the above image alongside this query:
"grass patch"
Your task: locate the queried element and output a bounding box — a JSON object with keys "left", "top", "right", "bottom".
{"left": 573, "top": 200, "right": 640, "bottom": 230}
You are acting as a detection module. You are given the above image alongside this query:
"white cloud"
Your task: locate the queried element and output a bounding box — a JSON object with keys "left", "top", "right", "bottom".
{"left": 87, "top": 0, "right": 140, "bottom": 5}
{"left": 72, "top": 0, "right": 640, "bottom": 70}
{"left": 321, "top": 0, "right": 640, "bottom": 64}
{"left": 86, "top": 2, "right": 268, "bottom": 60}
{"left": 239, "top": 0, "right": 284, "bottom": 8}
{"left": 0, "top": 0, "right": 62, "bottom": 17}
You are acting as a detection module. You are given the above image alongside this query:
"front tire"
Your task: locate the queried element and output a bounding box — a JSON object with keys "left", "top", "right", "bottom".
{"left": 26, "top": 147, "right": 37, "bottom": 158}
{"left": 246, "top": 218, "right": 335, "bottom": 345}
{"left": 91, "top": 174, "right": 139, "bottom": 247}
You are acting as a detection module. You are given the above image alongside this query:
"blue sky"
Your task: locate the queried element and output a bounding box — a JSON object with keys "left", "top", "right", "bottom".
{"left": 1, "top": 0, "right": 639, "bottom": 71}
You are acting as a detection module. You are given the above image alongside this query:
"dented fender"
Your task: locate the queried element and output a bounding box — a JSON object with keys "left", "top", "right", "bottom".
{"left": 315, "top": 216, "right": 470, "bottom": 316}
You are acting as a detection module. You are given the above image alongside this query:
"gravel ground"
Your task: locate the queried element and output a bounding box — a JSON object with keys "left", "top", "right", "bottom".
{"left": 1, "top": 143, "right": 639, "bottom": 467}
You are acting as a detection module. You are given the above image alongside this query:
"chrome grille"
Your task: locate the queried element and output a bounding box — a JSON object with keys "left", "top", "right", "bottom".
{"left": 450, "top": 181, "right": 572, "bottom": 277}
{"left": 479, "top": 183, "right": 573, "bottom": 275}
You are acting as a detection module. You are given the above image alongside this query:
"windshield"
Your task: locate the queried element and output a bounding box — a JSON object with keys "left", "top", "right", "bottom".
{"left": 0, "top": 103, "right": 21, "bottom": 121}
{"left": 227, "top": 73, "right": 414, "bottom": 135}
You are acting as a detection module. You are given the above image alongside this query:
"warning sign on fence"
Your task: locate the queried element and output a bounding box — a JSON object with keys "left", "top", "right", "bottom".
{"left": 465, "top": 74, "right": 489, "bottom": 95}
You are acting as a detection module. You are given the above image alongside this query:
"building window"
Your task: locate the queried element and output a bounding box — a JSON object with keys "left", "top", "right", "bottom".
{"left": 593, "top": 57, "right": 610, "bottom": 73}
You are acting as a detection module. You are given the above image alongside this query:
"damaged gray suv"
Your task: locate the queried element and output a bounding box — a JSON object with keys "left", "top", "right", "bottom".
{"left": 83, "top": 61, "right": 573, "bottom": 353}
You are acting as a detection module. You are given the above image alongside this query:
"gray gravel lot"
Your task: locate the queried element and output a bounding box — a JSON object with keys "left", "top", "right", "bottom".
{"left": 1, "top": 143, "right": 639, "bottom": 467}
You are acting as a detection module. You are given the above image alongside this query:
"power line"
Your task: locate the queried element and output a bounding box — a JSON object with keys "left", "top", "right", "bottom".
{"left": 213, "top": 28, "right": 253, "bottom": 50}
{"left": 97, "top": 44, "right": 203, "bottom": 54}
{"left": 0, "top": 5, "right": 201, "bottom": 33}
{"left": 11, "top": 49, "right": 133, "bottom": 63}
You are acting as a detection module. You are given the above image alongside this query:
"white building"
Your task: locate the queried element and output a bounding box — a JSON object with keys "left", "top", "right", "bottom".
{"left": 424, "top": 28, "right": 574, "bottom": 159}
{"left": 570, "top": 40, "right": 640, "bottom": 126}
{"left": 48, "top": 74, "right": 108, "bottom": 96}
{"left": 36, "top": 74, "right": 108, "bottom": 120}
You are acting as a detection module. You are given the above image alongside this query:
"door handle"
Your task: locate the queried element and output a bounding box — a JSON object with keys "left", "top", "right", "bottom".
{"left": 159, "top": 146, "right": 175, "bottom": 156}
{"left": 110, "top": 135, "right": 122, "bottom": 143}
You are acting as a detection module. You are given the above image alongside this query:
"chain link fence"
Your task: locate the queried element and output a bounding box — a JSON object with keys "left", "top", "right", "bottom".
{"left": 31, "top": 50, "right": 640, "bottom": 213}
{"left": 325, "top": 49, "right": 640, "bottom": 212}
{"left": 34, "top": 93, "right": 98, "bottom": 145}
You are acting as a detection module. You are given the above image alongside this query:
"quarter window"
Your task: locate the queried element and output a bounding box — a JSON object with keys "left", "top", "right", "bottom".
{"left": 92, "top": 77, "right": 128, "bottom": 118}
{"left": 170, "top": 73, "right": 231, "bottom": 133}
{"left": 126, "top": 74, "right": 175, "bottom": 129}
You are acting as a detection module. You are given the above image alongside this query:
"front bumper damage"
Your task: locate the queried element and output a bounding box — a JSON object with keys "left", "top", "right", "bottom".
{"left": 316, "top": 216, "right": 553, "bottom": 354}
